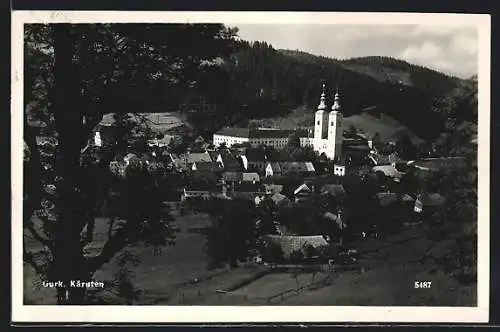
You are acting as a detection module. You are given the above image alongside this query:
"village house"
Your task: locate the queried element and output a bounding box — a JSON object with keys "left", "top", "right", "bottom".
{"left": 333, "top": 163, "right": 346, "bottom": 177}
{"left": 191, "top": 161, "right": 221, "bottom": 172}
{"left": 239, "top": 147, "right": 267, "bottom": 172}
{"left": 414, "top": 193, "right": 446, "bottom": 214}
{"left": 293, "top": 183, "right": 313, "bottom": 203}
{"left": 372, "top": 164, "right": 404, "bottom": 182}
{"left": 264, "top": 184, "right": 284, "bottom": 195}
{"left": 263, "top": 235, "right": 329, "bottom": 260}
{"left": 280, "top": 161, "right": 316, "bottom": 177}
{"left": 147, "top": 134, "right": 174, "bottom": 148}
{"left": 320, "top": 184, "right": 347, "bottom": 202}
{"left": 215, "top": 150, "right": 243, "bottom": 172}
{"left": 265, "top": 162, "right": 282, "bottom": 177}
{"left": 242, "top": 172, "right": 260, "bottom": 183}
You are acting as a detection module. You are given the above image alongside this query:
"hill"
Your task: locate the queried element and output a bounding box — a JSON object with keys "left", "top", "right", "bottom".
{"left": 199, "top": 42, "right": 464, "bottom": 141}
{"left": 250, "top": 106, "right": 425, "bottom": 145}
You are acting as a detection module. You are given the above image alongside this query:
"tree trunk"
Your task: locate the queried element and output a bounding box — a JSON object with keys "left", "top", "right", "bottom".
{"left": 50, "top": 24, "right": 89, "bottom": 304}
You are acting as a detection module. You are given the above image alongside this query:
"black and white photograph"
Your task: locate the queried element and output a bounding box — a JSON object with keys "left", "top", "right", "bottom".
{"left": 12, "top": 11, "right": 490, "bottom": 323}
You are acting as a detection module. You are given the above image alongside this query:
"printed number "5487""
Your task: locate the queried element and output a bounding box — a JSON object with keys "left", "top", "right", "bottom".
{"left": 414, "top": 281, "right": 432, "bottom": 289}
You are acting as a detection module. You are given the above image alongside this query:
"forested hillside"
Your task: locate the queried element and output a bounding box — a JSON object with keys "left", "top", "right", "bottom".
{"left": 186, "top": 41, "right": 465, "bottom": 141}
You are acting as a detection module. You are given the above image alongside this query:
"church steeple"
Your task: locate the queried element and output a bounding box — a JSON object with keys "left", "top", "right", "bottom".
{"left": 331, "top": 88, "right": 341, "bottom": 112}
{"left": 317, "top": 83, "right": 327, "bottom": 111}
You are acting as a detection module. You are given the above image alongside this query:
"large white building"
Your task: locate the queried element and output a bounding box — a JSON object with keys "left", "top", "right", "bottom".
{"left": 313, "top": 84, "right": 343, "bottom": 161}
{"left": 213, "top": 83, "right": 344, "bottom": 161}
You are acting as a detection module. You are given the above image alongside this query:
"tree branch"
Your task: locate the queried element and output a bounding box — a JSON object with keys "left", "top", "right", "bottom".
{"left": 26, "top": 223, "right": 53, "bottom": 250}
{"left": 23, "top": 244, "right": 45, "bottom": 276}
{"left": 23, "top": 113, "right": 43, "bottom": 227}
{"left": 86, "top": 228, "right": 129, "bottom": 274}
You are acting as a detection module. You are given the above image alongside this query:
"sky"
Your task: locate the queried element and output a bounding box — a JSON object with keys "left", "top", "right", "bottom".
{"left": 233, "top": 24, "right": 478, "bottom": 79}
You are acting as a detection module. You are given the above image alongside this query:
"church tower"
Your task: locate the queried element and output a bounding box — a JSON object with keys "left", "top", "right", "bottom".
{"left": 314, "top": 83, "right": 329, "bottom": 155}
{"left": 327, "top": 89, "right": 343, "bottom": 161}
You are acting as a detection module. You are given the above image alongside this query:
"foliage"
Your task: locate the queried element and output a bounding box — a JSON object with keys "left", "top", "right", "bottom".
{"left": 395, "top": 134, "right": 417, "bottom": 160}
{"left": 259, "top": 240, "right": 284, "bottom": 263}
{"left": 200, "top": 197, "right": 258, "bottom": 267}
{"left": 23, "top": 23, "right": 236, "bottom": 304}
{"left": 425, "top": 80, "right": 477, "bottom": 284}
{"left": 287, "top": 132, "right": 301, "bottom": 148}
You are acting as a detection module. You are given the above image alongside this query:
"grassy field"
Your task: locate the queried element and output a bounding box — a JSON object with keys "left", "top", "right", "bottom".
{"left": 249, "top": 106, "right": 424, "bottom": 144}
{"left": 24, "top": 205, "right": 262, "bottom": 305}
{"left": 174, "top": 223, "right": 476, "bottom": 306}
{"left": 24, "top": 203, "right": 475, "bottom": 306}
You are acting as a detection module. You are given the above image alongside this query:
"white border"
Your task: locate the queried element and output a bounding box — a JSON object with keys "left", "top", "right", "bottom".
{"left": 11, "top": 11, "right": 491, "bottom": 323}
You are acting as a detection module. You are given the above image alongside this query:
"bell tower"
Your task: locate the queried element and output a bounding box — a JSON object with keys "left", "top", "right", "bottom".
{"left": 327, "top": 89, "right": 343, "bottom": 161}
{"left": 314, "top": 83, "right": 329, "bottom": 155}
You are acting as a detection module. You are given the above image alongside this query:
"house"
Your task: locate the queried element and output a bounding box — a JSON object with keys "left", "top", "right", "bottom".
{"left": 192, "top": 169, "right": 218, "bottom": 184}
{"left": 240, "top": 148, "right": 267, "bottom": 172}
{"left": 333, "top": 163, "right": 346, "bottom": 177}
{"left": 109, "top": 160, "right": 127, "bottom": 178}
{"left": 264, "top": 235, "right": 329, "bottom": 260}
{"left": 222, "top": 171, "right": 243, "bottom": 183}
{"left": 265, "top": 162, "right": 282, "bottom": 177}
{"left": 148, "top": 135, "right": 174, "bottom": 148}
{"left": 215, "top": 150, "right": 242, "bottom": 171}
{"left": 230, "top": 182, "right": 265, "bottom": 203}
{"left": 124, "top": 153, "right": 139, "bottom": 166}
{"left": 168, "top": 153, "right": 188, "bottom": 171}
{"left": 368, "top": 152, "right": 400, "bottom": 166}
{"left": 294, "top": 183, "right": 312, "bottom": 203}
{"left": 280, "top": 161, "right": 316, "bottom": 176}
{"left": 191, "top": 161, "right": 221, "bottom": 172}
{"left": 270, "top": 192, "right": 290, "bottom": 206}
{"left": 264, "top": 184, "right": 284, "bottom": 195}
{"left": 410, "top": 157, "right": 466, "bottom": 172}
{"left": 242, "top": 172, "right": 260, "bottom": 183}
{"left": 414, "top": 193, "right": 445, "bottom": 213}
{"left": 294, "top": 183, "right": 312, "bottom": 196}
{"left": 320, "top": 184, "right": 347, "bottom": 200}
{"left": 185, "top": 152, "right": 213, "bottom": 167}
{"left": 372, "top": 165, "right": 403, "bottom": 181}
{"left": 375, "top": 192, "right": 399, "bottom": 207}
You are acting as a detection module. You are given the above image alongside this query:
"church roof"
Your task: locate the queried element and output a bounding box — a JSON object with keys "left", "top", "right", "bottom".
{"left": 215, "top": 127, "right": 250, "bottom": 138}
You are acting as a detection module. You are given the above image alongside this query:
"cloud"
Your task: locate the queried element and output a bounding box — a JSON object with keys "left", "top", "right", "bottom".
{"left": 400, "top": 42, "right": 442, "bottom": 65}
{"left": 234, "top": 24, "right": 478, "bottom": 79}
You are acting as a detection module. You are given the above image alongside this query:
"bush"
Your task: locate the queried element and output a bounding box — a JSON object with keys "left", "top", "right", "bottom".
{"left": 261, "top": 241, "right": 285, "bottom": 263}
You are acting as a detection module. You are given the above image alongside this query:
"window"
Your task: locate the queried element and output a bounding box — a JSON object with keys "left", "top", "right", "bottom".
{"left": 317, "top": 121, "right": 320, "bottom": 125}
{"left": 331, "top": 121, "right": 334, "bottom": 126}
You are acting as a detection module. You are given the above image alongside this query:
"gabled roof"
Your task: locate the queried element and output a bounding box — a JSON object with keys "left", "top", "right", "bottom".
{"left": 215, "top": 127, "right": 250, "bottom": 138}
{"left": 281, "top": 161, "right": 315, "bottom": 173}
{"left": 320, "top": 184, "right": 346, "bottom": 197}
{"left": 417, "top": 193, "right": 445, "bottom": 206}
{"left": 271, "top": 192, "right": 289, "bottom": 205}
{"left": 294, "top": 183, "right": 312, "bottom": 196}
{"left": 192, "top": 161, "right": 221, "bottom": 171}
{"left": 265, "top": 235, "right": 329, "bottom": 259}
{"left": 244, "top": 148, "right": 267, "bottom": 162}
{"left": 266, "top": 149, "right": 290, "bottom": 162}
{"left": 249, "top": 128, "right": 295, "bottom": 139}
{"left": 222, "top": 171, "right": 243, "bottom": 182}
{"left": 219, "top": 150, "right": 240, "bottom": 164}
{"left": 242, "top": 172, "right": 260, "bottom": 182}
{"left": 185, "top": 152, "right": 212, "bottom": 164}
{"left": 234, "top": 182, "right": 261, "bottom": 193}
{"left": 372, "top": 165, "right": 402, "bottom": 179}
{"left": 375, "top": 192, "right": 399, "bottom": 207}
{"left": 264, "top": 184, "right": 283, "bottom": 194}
{"left": 266, "top": 162, "right": 282, "bottom": 172}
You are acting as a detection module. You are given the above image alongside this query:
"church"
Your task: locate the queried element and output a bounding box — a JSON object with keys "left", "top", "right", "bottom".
{"left": 212, "top": 83, "right": 344, "bottom": 161}
{"left": 311, "top": 84, "right": 344, "bottom": 161}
